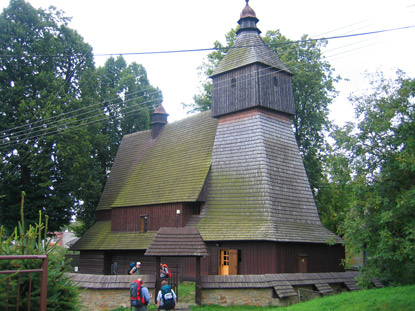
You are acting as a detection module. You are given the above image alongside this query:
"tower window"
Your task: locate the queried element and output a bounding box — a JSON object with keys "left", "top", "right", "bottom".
{"left": 231, "top": 78, "right": 236, "bottom": 88}
{"left": 273, "top": 76, "right": 279, "bottom": 87}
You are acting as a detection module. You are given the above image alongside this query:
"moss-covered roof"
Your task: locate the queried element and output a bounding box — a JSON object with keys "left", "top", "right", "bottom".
{"left": 211, "top": 29, "right": 291, "bottom": 77}
{"left": 70, "top": 221, "right": 156, "bottom": 251}
{"left": 188, "top": 110, "right": 342, "bottom": 244}
{"left": 97, "top": 111, "right": 218, "bottom": 210}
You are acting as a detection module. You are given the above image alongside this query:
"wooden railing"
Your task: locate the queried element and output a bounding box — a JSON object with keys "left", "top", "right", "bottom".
{"left": 0, "top": 254, "right": 48, "bottom": 311}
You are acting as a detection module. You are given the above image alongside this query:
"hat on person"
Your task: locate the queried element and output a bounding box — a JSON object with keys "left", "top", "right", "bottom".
{"left": 137, "top": 262, "right": 141, "bottom": 266}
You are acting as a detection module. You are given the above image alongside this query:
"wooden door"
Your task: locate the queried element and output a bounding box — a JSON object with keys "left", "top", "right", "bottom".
{"left": 219, "top": 249, "right": 238, "bottom": 275}
{"left": 297, "top": 254, "right": 308, "bottom": 273}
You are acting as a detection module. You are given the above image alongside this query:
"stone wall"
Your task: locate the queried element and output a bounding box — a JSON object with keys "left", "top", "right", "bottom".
{"left": 201, "top": 288, "right": 297, "bottom": 307}
{"left": 78, "top": 288, "right": 155, "bottom": 311}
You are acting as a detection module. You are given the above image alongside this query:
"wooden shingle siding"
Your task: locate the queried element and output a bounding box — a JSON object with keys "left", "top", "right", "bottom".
{"left": 193, "top": 109, "right": 341, "bottom": 244}
{"left": 67, "top": 273, "right": 156, "bottom": 289}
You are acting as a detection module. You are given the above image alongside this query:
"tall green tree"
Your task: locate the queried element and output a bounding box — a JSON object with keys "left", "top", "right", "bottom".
{"left": 95, "top": 56, "right": 163, "bottom": 175}
{"left": 187, "top": 29, "right": 340, "bottom": 224}
{"left": 0, "top": 0, "right": 104, "bottom": 234}
{"left": 335, "top": 71, "right": 415, "bottom": 285}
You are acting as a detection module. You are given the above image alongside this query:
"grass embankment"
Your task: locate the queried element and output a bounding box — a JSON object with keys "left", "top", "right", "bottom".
{"left": 111, "top": 283, "right": 415, "bottom": 311}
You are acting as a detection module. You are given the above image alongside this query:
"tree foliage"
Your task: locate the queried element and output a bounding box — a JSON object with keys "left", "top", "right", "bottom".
{"left": 0, "top": 200, "right": 80, "bottom": 310}
{"left": 334, "top": 71, "right": 415, "bottom": 285}
{"left": 186, "top": 29, "right": 340, "bottom": 225}
{"left": 95, "top": 56, "right": 163, "bottom": 175}
{"left": 0, "top": 0, "right": 162, "bottom": 235}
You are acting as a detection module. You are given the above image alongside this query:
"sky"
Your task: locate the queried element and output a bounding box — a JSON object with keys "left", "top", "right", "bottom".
{"left": 1, "top": 0, "right": 414, "bottom": 125}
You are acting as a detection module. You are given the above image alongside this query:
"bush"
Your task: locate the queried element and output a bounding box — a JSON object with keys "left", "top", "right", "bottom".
{"left": 0, "top": 205, "right": 80, "bottom": 310}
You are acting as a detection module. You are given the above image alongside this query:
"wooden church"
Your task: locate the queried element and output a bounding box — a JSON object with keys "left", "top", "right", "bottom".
{"left": 71, "top": 1, "right": 344, "bottom": 278}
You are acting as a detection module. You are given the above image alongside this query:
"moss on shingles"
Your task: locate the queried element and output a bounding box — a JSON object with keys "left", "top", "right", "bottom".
{"left": 70, "top": 221, "right": 156, "bottom": 251}
{"left": 107, "top": 111, "right": 217, "bottom": 208}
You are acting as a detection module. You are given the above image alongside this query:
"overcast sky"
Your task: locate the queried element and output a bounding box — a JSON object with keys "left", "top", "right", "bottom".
{"left": 1, "top": 0, "right": 414, "bottom": 124}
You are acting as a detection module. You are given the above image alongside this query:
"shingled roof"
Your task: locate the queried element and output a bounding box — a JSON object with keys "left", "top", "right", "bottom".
{"left": 201, "top": 272, "right": 367, "bottom": 298}
{"left": 96, "top": 111, "right": 218, "bottom": 211}
{"left": 188, "top": 110, "right": 342, "bottom": 244}
{"left": 70, "top": 221, "right": 156, "bottom": 251}
{"left": 145, "top": 227, "right": 209, "bottom": 257}
{"left": 211, "top": 3, "right": 291, "bottom": 77}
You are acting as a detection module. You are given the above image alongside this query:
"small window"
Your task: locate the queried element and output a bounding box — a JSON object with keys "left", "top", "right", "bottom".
{"left": 273, "top": 76, "right": 279, "bottom": 87}
{"left": 140, "top": 215, "right": 148, "bottom": 233}
{"left": 231, "top": 78, "right": 236, "bottom": 88}
{"left": 192, "top": 204, "right": 201, "bottom": 215}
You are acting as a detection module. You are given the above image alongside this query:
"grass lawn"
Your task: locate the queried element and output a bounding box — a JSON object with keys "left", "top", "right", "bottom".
{"left": 111, "top": 283, "right": 415, "bottom": 311}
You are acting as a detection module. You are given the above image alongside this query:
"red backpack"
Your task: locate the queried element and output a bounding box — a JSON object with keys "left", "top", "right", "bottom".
{"left": 130, "top": 280, "right": 145, "bottom": 307}
{"left": 162, "top": 264, "right": 172, "bottom": 278}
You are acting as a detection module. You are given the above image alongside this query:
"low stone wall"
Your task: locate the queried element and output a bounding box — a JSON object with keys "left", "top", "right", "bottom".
{"left": 67, "top": 273, "right": 156, "bottom": 311}
{"left": 78, "top": 288, "right": 156, "bottom": 311}
{"left": 201, "top": 288, "right": 297, "bottom": 307}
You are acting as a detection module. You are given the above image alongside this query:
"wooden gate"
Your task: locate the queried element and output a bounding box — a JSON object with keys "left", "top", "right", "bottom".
{"left": 0, "top": 254, "right": 48, "bottom": 311}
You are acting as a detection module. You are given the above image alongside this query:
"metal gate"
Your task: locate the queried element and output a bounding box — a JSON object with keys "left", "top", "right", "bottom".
{"left": 0, "top": 254, "right": 48, "bottom": 311}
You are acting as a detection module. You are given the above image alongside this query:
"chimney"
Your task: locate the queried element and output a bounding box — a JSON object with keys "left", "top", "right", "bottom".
{"left": 150, "top": 104, "right": 169, "bottom": 138}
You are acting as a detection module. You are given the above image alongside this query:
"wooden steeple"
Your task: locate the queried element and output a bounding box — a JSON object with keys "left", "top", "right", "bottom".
{"left": 210, "top": 0, "right": 295, "bottom": 118}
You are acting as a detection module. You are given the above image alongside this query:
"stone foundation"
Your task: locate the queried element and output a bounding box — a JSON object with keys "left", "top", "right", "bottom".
{"left": 201, "top": 288, "right": 297, "bottom": 307}
{"left": 78, "top": 288, "right": 155, "bottom": 311}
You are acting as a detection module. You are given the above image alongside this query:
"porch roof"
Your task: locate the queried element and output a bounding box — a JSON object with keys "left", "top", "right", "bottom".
{"left": 145, "top": 227, "right": 209, "bottom": 257}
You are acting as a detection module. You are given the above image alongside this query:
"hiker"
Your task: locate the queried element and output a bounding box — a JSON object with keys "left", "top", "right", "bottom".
{"left": 156, "top": 280, "right": 176, "bottom": 310}
{"left": 129, "top": 261, "right": 141, "bottom": 275}
{"left": 130, "top": 277, "right": 150, "bottom": 311}
{"left": 160, "top": 263, "right": 171, "bottom": 280}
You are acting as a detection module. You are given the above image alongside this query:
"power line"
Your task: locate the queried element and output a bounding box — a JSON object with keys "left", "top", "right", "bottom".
{"left": 0, "top": 25, "right": 413, "bottom": 59}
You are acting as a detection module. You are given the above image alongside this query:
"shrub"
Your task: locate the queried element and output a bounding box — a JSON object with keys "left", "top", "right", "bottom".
{"left": 0, "top": 197, "right": 80, "bottom": 311}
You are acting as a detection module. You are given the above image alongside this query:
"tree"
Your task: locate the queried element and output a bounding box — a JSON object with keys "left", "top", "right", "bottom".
{"left": 95, "top": 56, "right": 163, "bottom": 175}
{"left": 335, "top": 71, "right": 415, "bottom": 285}
{"left": 187, "top": 29, "right": 340, "bottom": 225}
{"left": 0, "top": 1, "right": 163, "bottom": 236}
{"left": 0, "top": 0, "right": 104, "bottom": 234}
{"left": 0, "top": 201, "right": 80, "bottom": 311}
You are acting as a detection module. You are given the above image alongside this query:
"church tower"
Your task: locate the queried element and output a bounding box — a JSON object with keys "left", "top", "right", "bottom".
{"left": 210, "top": 0, "right": 295, "bottom": 117}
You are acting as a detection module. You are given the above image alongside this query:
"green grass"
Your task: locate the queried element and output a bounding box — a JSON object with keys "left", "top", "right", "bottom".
{"left": 111, "top": 284, "right": 415, "bottom": 311}
{"left": 191, "top": 284, "right": 415, "bottom": 311}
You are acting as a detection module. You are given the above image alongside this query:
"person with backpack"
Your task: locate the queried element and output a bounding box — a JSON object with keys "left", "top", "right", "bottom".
{"left": 160, "top": 263, "right": 171, "bottom": 280}
{"left": 129, "top": 261, "right": 141, "bottom": 275}
{"left": 128, "top": 262, "right": 136, "bottom": 274}
{"left": 156, "top": 280, "right": 176, "bottom": 310}
{"left": 130, "top": 277, "right": 150, "bottom": 311}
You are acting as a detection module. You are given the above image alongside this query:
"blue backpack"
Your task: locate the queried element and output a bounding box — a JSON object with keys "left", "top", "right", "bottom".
{"left": 161, "top": 284, "right": 175, "bottom": 310}
{"left": 128, "top": 262, "right": 135, "bottom": 274}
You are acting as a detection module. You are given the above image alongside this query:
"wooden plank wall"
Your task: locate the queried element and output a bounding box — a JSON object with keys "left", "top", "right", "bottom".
{"left": 79, "top": 251, "right": 106, "bottom": 274}
{"left": 181, "top": 241, "right": 345, "bottom": 277}
{"left": 275, "top": 242, "right": 345, "bottom": 273}
{"left": 111, "top": 203, "right": 184, "bottom": 231}
{"left": 212, "top": 64, "right": 295, "bottom": 117}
